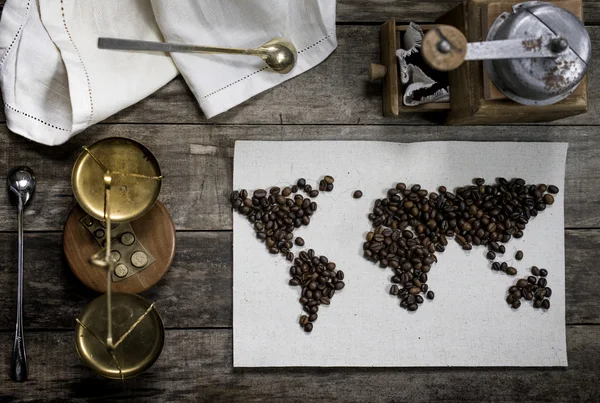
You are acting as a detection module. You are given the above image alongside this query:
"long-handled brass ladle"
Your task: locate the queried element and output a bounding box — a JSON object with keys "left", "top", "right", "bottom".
{"left": 98, "top": 37, "right": 297, "bottom": 74}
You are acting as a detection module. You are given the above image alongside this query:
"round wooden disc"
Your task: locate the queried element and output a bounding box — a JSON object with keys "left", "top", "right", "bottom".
{"left": 422, "top": 25, "right": 468, "bottom": 72}
{"left": 64, "top": 200, "right": 176, "bottom": 293}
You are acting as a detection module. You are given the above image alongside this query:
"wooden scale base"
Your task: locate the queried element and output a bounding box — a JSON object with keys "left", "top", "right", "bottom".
{"left": 64, "top": 200, "right": 176, "bottom": 294}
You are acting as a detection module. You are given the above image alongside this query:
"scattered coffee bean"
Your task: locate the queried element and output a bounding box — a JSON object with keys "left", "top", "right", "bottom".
{"left": 297, "top": 178, "right": 306, "bottom": 188}
{"left": 542, "top": 299, "right": 550, "bottom": 309}
{"left": 486, "top": 251, "right": 496, "bottom": 260}
{"left": 426, "top": 291, "right": 435, "bottom": 300}
{"left": 511, "top": 300, "right": 521, "bottom": 309}
{"left": 324, "top": 175, "right": 335, "bottom": 185}
{"left": 548, "top": 185, "right": 559, "bottom": 194}
{"left": 506, "top": 267, "right": 518, "bottom": 276}
{"left": 539, "top": 269, "right": 548, "bottom": 277}
{"left": 295, "top": 237, "right": 305, "bottom": 247}
{"left": 304, "top": 322, "right": 313, "bottom": 332}
{"left": 515, "top": 250, "right": 523, "bottom": 261}
{"left": 353, "top": 190, "right": 363, "bottom": 199}
{"left": 531, "top": 266, "right": 540, "bottom": 276}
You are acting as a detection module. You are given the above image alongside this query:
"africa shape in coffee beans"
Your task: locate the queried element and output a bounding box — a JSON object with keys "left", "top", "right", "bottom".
{"left": 362, "top": 178, "right": 559, "bottom": 312}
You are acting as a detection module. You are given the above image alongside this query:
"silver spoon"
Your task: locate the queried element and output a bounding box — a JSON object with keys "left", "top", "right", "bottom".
{"left": 7, "top": 166, "right": 36, "bottom": 382}
{"left": 98, "top": 37, "right": 298, "bottom": 74}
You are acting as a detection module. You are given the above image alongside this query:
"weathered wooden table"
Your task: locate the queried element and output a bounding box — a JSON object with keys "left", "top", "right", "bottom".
{"left": 0, "top": 1, "right": 598, "bottom": 401}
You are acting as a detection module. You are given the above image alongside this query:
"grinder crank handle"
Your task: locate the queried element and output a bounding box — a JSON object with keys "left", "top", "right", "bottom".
{"left": 421, "top": 25, "right": 569, "bottom": 72}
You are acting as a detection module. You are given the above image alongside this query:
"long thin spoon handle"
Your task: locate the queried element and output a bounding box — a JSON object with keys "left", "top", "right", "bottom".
{"left": 11, "top": 201, "right": 27, "bottom": 381}
{"left": 97, "top": 37, "right": 263, "bottom": 56}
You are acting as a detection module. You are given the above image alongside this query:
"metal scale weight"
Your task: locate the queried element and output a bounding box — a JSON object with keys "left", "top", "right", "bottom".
{"left": 63, "top": 138, "right": 176, "bottom": 379}
{"left": 369, "top": 0, "right": 591, "bottom": 124}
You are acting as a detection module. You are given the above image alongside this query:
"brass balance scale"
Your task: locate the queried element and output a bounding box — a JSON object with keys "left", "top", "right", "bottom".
{"left": 63, "top": 137, "right": 176, "bottom": 379}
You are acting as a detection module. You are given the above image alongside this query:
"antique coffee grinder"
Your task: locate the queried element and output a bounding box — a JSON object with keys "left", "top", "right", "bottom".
{"left": 369, "top": 0, "right": 590, "bottom": 124}
{"left": 63, "top": 137, "right": 176, "bottom": 379}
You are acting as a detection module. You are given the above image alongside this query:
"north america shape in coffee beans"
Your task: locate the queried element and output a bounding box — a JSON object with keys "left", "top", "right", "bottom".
{"left": 362, "top": 178, "right": 558, "bottom": 311}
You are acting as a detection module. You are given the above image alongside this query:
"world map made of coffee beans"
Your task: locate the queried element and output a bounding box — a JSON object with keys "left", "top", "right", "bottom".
{"left": 231, "top": 177, "right": 558, "bottom": 332}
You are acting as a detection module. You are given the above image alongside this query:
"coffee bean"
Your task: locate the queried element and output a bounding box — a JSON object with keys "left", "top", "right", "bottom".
{"left": 309, "top": 190, "right": 319, "bottom": 198}
{"left": 295, "top": 237, "right": 305, "bottom": 246}
{"left": 537, "top": 278, "right": 547, "bottom": 287}
{"left": 515, "top": 250, "right": 523, "bottom": 260}
{"left": 353, "top": 190, "right": 363, "bottom": 199}
{"left": 492, "top": 262, "right": 501, "bottom": 271}
{"left": 426, "top": 291, "right": 435, "bottom": 300}
{"left": 499, "top": 245, "right": 506, "bottom": 254}
{"left": 415, "top": 295, "right": 424, "bottom": 304}
{"left": 299, "top": 315, "right": 308, "bottom": 326}
{"left": 528, "top": 276, "right": 537, "bottom": 284}
{"left": 304, "top": 184, "right": 312, "bottom": 193}
{"left": 282, "top": 187, "right": 292, "bottom": 197}
{"left": 535, "top": 288, "right": 547, "bottom": 300}
{"left": 548, "top": 185, "right": 559, "bottom": 194}
{"left": 486, "top": 251, "right": 496, "bottom": 260}
{"left": 511, "top": 300, "right": 521, "bottom": 309}
{"left": 334, "top": 281, "right": 345, "bottom": 290}
{"left": 542, "top": 299, "right": 550, "bottom": 309}
{"left": 304, "top": 322, "right": 313, "bottom": 332}
{"left": 539, "top": 269, "right": 548, "bottom": 277}
{"left": 531, "top": 266, "right": 540, "bottom": 276}
{"left": 390, "top": 285, "right": 399, "bottom": 295}
{"left": 545, "top": 287, "right": 552, "bottom": 297}
{"left": 407, "top": 304, "right": 418, "bottom": 311}
{"left": 324, "top": 175, "right": 334, "bottom": 185}
{"left": 534, "top": 300, "right": 542, "bottom": 308}
{"left": 501, "top": 262, "right": 508, "bottom": 272}
{"left": 297, "top": 178, "right": 306, "bottom": 188}
{"left": 517, "top": 279, "right": 529, "bottom": 288}
{"left": 543, "top": 194, "right": 555, "bottom": 205}
{"left": 254, "top": 189, "right": 267, "bottom": 198}
{"left": 506, "top": 267, "right": 518, "bottom": 276}
{"left": 308, "top": 313, "right": 318, "bottom": 322}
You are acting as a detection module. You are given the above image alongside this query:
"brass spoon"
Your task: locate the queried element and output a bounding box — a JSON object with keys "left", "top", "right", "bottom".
{"left": 98, "top": 37, "right": 297, "bottom": 74}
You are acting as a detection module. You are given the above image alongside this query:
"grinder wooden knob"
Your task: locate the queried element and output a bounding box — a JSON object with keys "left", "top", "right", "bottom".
{"left": 368, "top": 63, "right": 387, "bottom": 80}
{"left": 422, "top": 25, "right": 468, "bottom": 71}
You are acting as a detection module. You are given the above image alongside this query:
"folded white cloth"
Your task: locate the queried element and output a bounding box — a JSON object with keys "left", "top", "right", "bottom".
{"left": 0, "top": 0, "right": 337, "bottom": 145}
{"left": 396, "top": 23, "right": 449, "bottom": 107}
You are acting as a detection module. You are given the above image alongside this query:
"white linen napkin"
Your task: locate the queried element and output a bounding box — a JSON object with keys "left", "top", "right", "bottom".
{"left": 0, "top": 0, "right": 337, "bottom": 146}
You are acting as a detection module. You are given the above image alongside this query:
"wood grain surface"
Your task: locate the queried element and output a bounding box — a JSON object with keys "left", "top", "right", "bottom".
{"left": 0, "top": 26, "right": 599, "bottom": 126}
{"left": 0, "top": 230, "right": 596, "bottom": 332}
{"left": 0, "top": 1, "right": 598, "bottom": 401}
{"left": 0, "top": 326, "right": 597, "bottom": 402}
{"left": 0, "top": 124, "right": 598, "bottom": 231}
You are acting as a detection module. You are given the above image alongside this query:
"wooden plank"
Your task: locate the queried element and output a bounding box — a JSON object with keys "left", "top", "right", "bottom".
{"left": 0, "top": 232, "right": 232, "bottom": 330}
{"left": 0, "top": 123, "right": 598, "bottom": 231}
{"left": 0, "top": 25, "right": 599, "bottom": 126}
{"left": 336, "top": 0, "right": 600, "bottom": 23}
{"left": 0, "top": 326, "right": 597, "bottom": 402}
{"left": 0, "top": 229, "right": 596, "bottom": 331}
{"left": 105, "top": 26, "right": 600, "bottom": 126}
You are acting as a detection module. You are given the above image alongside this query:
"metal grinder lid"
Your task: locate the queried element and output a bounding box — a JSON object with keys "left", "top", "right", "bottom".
{"left": 486, "top": 1, "right": 591, "bottom": 106}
